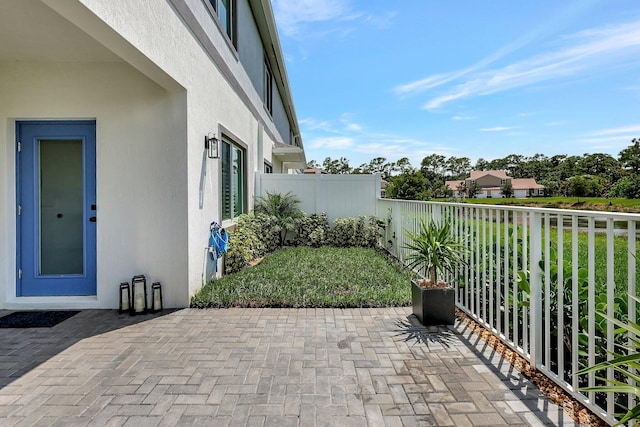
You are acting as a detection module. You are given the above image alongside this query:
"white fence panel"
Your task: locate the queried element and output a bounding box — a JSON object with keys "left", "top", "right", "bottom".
{"left": 256, "top": 173, "right": 381, "bottom": 222}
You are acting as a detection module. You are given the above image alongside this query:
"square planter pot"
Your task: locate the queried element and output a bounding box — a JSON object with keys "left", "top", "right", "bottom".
{"left": 411, "top": 280, "right": 455, "bottom": 326}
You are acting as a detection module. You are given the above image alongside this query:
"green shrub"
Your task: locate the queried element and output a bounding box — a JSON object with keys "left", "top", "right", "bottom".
{"left": 251, "top": 213, "right": 280, "bottom": 253}
{"left": 329, "top": 215, "right": 381, "bottom": 248}
{"left": 224, "top": 216, "right": 263, "bottom": 274}
{"left": 610, "top": 175, "right": 640, "bottom": 199}
{"left": 224, "top": 212, "right": 281, "bottom": 274}
{"left": 224, "top": 212, "right": 383, "bottom": 274}
{"left": 295, "top": 213, "right": 330, "bottom": 247}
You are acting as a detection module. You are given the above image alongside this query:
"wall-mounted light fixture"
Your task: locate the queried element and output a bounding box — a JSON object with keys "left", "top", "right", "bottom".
{"left": 205, "top": 133, "right": 220, "bottom": 159}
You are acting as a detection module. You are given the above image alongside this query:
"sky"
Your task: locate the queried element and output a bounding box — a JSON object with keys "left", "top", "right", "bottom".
{"left": 271, "top": 0, "right": 640, "bottom": 169}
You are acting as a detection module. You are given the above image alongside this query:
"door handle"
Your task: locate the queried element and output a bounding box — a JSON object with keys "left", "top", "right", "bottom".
{"left": 89, "top": 216, "right": 96, "bottom": 222}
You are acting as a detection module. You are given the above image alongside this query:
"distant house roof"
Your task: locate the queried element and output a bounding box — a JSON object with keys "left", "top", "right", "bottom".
{"left": 469, "top": 170, "right": 509, "bottom": 180}
{"left": 511, "top": 178, "right": 544, "bottom": 190}
{"left": 303, "top": 167, "right": 326, "bottom": 174}
{"left": 445, "top": 172, "right": 544, "bottom": 191}
{"left": 445, "top": 180, "right": 464, "bottom": 189}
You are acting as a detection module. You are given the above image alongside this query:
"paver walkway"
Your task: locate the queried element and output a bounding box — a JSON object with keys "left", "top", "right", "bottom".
{"left": 0, "top": 308, "right": 578, "bottom": 426}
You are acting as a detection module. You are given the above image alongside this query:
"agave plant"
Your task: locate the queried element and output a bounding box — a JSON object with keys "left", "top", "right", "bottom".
{"left": 577, "top": 293, "right": 640, "bottom": 426}
{"left": 254, "top": 191, "right": 304, "bottom": 247}
{"left": 403, "top": 217, "right": 466, "bottom": 287}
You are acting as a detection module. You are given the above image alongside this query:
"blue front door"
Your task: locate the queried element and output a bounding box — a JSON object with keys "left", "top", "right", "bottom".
{"left": 17, "top": 121, "right": 97, "bottom": 296}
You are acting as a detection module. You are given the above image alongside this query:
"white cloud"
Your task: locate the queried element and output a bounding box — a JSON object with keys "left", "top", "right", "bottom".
{"left": 392, "top": 5, "right": 577, "bottom": 98}
{"left": 480, "top": 127, "right": 512, "bottom": 132}
{"left": 272, "top": 0, "right": 360, "bottom": 37}
{"left": 588, "top": 124, "right": 640, "bottom": 136}
{"left": 308, "top": 136, "right": 354, "bottom": 149}
{"left": 394, "top": 73, "right": 458, "bottom": 97}
{"left": 301, "top": 115, "right": 365, "bottom": 134}
{"left": 339, "top": 113, "right": 364, "bottom": 132}
{"left": 452, "top": 115, "right": 475, "bottom": 121}
{"left": 575, "top": 124, "right": 640, "bottom": 150}
{"left": 400, "top": 19, "right": 640, "bottom": 110}
{"left": 299, "top": 118, "right": 339, "bottom": 133}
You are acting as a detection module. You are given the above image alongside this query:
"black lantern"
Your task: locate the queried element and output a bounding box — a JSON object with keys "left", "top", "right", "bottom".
{"left": 205, "top": 133, "right": 219, "bottom": 159}
{"left": 131, "top": 275, "right": 148, "bottom": 315}
{"left": 151, "top": 282, "right": 163, "bottom": 313}
{"left": 119, "top": 282, "right": 130, "bottom": 314}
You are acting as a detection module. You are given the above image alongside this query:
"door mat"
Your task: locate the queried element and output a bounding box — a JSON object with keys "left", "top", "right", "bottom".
{"left": 0, "top": 311, "right": 80, "bottom": 328}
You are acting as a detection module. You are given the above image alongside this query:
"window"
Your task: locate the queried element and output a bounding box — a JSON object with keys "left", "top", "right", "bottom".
{"left": 206, "top": 0, "right": 236, "bottom": 46}
{"left": 264, "top": 60, "right": 273, "bottom": 115}
{"left": 221, "top": 139, "right": 245, "bottom": 220}
{"left": 264, "top": 162, "right": 272, "bottom": 173}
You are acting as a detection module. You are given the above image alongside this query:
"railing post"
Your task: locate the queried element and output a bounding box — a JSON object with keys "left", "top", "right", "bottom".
{"left": 529, "top": 211, "right": 543, "bottom": 368}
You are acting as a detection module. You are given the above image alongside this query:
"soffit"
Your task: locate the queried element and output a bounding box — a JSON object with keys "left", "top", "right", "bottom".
{"left": 0, "top": 0, "right": 120, "bottom": 62}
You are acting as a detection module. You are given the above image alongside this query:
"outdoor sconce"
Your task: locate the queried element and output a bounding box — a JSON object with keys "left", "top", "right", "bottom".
{"left": 151, "top": 282, "right": 163, "bottom": 313}
{"left": 205, "top": 133, "right": 219, "bottom": 159}
{"left": 119, "top": 282, "right": 130, "bottom": 314}
{"left": 131, "top": 275, "right": 148, "bottom": 315}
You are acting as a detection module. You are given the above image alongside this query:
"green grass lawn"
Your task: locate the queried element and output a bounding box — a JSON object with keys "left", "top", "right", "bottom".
{"left": 190, "top": 246, "right": 415, "bottom": 308}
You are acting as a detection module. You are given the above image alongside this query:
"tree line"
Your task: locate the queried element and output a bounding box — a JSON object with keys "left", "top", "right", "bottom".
{"left": 307, "top": 138, "right": 640, "bottom": 200}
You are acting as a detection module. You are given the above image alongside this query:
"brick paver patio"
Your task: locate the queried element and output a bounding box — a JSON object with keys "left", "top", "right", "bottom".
{"left": 0, "top": 308, "right": 578, "bottom": 426}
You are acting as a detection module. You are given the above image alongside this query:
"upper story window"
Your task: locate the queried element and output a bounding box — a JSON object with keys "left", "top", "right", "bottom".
{"left": 264, "top": 60, "right": 273, "bottom": 116}
{"left": 264, "top": 162, "right": 273, "bottom": 173}
{"left": 206, "top": 0, "right": 236, "bottom": 47}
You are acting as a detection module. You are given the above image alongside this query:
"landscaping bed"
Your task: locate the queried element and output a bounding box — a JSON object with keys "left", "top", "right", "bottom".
{"left": 191, "top": 246, "right": 415, "bottom": 308}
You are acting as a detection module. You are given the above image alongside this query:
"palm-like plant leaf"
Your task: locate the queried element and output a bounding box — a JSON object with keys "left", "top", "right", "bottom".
{"left": 254, "top": 192, "right": 303, "bottom": 247}
{"left": 577, "top": 293, "right": 640, "bottom": 425}
{"left": 403, "top": 218, "right": 466, "bottom": 284}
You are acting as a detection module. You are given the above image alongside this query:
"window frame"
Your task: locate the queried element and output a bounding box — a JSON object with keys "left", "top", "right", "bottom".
{"left": 264, "top": 59, "right": 274, "bottom": 116}
{"left": 220, "top": 133, "right": 247, "bottom": 222}
{"left": 204, "top": 0, "right": 237, "bottom": 49}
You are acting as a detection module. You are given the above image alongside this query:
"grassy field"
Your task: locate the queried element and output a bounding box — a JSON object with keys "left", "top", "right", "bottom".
{"left": 468, "top": 218, "right": 639, "bottom": 294}
{"left": 460, "top": 197, "right": 640, "bottom": 213}
{"left": 190, "top": 246, "right": 415, "bottom": 308}
{"left": 548, "top": 228, "right": 639, "bottom": 291}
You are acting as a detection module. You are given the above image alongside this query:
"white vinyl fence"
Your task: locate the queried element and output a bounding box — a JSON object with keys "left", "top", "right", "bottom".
{"left": 379, "top": 199, "right": 639, "bottom": 425}
{"left": 256, "top": 172, "right": 380, "bottom": 222}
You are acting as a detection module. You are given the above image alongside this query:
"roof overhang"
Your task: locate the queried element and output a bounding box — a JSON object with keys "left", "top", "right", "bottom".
{"left": 273, "top": 143, "right": 306, "bottom": 167}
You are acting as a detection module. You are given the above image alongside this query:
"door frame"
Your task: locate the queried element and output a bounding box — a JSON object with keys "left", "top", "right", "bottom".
{"left": 16, "top": 120, "right": 97, "bottom": 296}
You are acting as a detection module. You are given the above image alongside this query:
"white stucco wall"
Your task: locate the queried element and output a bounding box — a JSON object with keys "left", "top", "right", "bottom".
{"left": 72, "top": 0, "right": 289, "bottom": 297}
{"left": 0, "top": 61, "right": 189, "bottom": 309}
{"left": 1, "top": 0, "right": 295, "bottom": 309}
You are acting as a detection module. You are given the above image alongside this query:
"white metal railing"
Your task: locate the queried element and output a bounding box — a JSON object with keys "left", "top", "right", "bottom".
{"left": 378, "top": 199, "right": 640, "bottom": 425}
